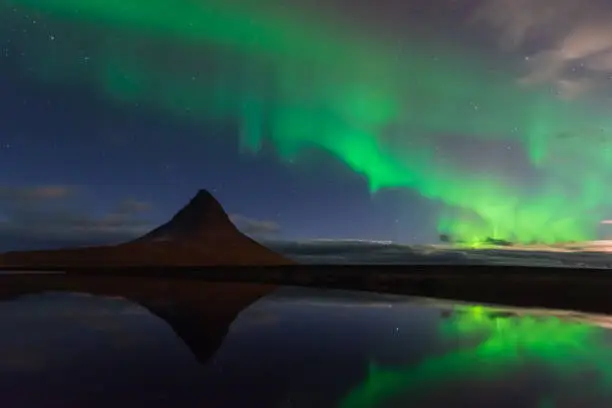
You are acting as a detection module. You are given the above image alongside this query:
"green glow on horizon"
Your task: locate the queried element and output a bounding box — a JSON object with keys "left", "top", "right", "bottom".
{"left": 339, "top": 305, "right": 612, "bottom": 408}
{"left": 5, "top": 0, "right": 612, "bottom": 243}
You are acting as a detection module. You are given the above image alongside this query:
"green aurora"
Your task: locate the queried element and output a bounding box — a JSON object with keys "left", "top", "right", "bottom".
{"left": 6, "top": 0, "right": 612, "bottom": 243}
{"left": 339, "top": 305, "right": 612, "bottom": 408}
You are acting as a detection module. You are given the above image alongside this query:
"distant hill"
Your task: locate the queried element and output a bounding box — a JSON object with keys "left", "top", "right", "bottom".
{"left": 0, "top": 190, "right": 292, "bottom": 268}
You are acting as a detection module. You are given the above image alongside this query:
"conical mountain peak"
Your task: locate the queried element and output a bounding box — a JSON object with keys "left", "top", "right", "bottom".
{"left": 134, "top": 189, "right": 236, "bottom": 242}
{"left": 180, "top": 189, "right": 229, "bottom": 222}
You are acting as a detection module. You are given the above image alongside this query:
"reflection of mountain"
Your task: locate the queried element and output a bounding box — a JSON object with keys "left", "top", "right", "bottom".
{"left": 0, "top": 275, "right": 276, "bottom": 365}
{"left": 0, "top": 190, "right": 292, "bottom": 268}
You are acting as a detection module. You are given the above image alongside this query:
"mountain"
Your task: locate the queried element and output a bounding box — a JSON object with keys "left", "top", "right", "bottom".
{"left": 0, "top": 190, "right": 292, "bottom": 268}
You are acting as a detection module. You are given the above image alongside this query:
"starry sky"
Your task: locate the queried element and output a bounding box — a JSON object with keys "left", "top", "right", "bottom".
{"left": 2, "top": 0, "right": 612, "bottom": 250}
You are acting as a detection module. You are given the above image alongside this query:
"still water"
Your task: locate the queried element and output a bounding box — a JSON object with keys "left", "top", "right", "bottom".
{"left": 0, "top": 277, "right": 611, "bottom": 408}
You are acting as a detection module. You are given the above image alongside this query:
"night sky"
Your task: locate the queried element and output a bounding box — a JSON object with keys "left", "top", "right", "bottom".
{"left": 2, "top": 0, "right": 612, "bottom": 250}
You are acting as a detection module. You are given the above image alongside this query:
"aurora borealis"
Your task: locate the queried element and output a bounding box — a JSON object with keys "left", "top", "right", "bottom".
{"left": 3, "top": 0, "right": 612, "bottom": 244}
{"left": 340, "top": 305, "right": 612, "bottom": 408}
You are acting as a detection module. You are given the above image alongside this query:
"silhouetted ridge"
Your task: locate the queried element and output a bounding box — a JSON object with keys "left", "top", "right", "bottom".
{"left": 0, "top": 188, "right": 293, "bottom": 267}
{"left": 134, "top": 189, "right": 236, "bottom": 242}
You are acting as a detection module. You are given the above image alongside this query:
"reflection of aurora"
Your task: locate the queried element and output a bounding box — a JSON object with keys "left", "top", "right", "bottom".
{"left": 339, "top": 306, "right": 612, "bottom": 408}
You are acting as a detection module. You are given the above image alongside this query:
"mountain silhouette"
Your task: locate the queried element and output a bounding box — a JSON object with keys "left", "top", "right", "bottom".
{"left": 0, "top": 189, "right": 292, "bottom": 268}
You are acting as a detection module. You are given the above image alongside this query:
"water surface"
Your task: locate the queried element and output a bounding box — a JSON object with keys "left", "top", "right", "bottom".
{"left": 0, "top": 279, "right": 611, "bottom": 408}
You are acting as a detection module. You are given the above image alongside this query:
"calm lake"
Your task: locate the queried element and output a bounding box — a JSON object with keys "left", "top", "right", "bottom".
{"left": 0, "top": 277, "right": 611, "bottom": 408}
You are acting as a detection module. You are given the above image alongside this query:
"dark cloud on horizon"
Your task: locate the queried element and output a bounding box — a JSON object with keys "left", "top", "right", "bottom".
{"left": 0, "top": 186, "right": 154, "bottom": 251}
{"left": 268, "top": 240, "right": 471, "bottom": 264}
{"left": 230, "top": 214, "right": 282, "bottom": 237}
{"left": 0, "top": 185, "right": 74, "bottom": 202}
{"left": 267, "top": 239, "right": 612, "bottom": 268}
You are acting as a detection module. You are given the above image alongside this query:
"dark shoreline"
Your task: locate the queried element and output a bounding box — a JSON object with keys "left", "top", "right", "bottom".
{"left": 1, "top": 264, "right": 611, "bottom": 314}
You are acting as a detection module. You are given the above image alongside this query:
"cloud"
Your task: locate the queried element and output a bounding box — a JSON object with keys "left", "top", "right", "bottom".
{"left": 0, "top": 185, "right": 154, "bottom": 250}
{"left": 268, "top": 239, "right": 470, "bottom": 264}
{"left": 472, "top": 0, "right": 585, "bottom": 49}
{"left": 230, "top": 214, "right": 281, "bottom": 237}
{"left": 0, "top": 185, "right": 73, "bottom": 202}
{"left": 473, "top": 0, "right": 612, "bottom": 99}
{"left": 114, "top": 198, "right": 152, "bottom": 214}
{"left": 267, "top": 239, "right": 612, "bottom": 268}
